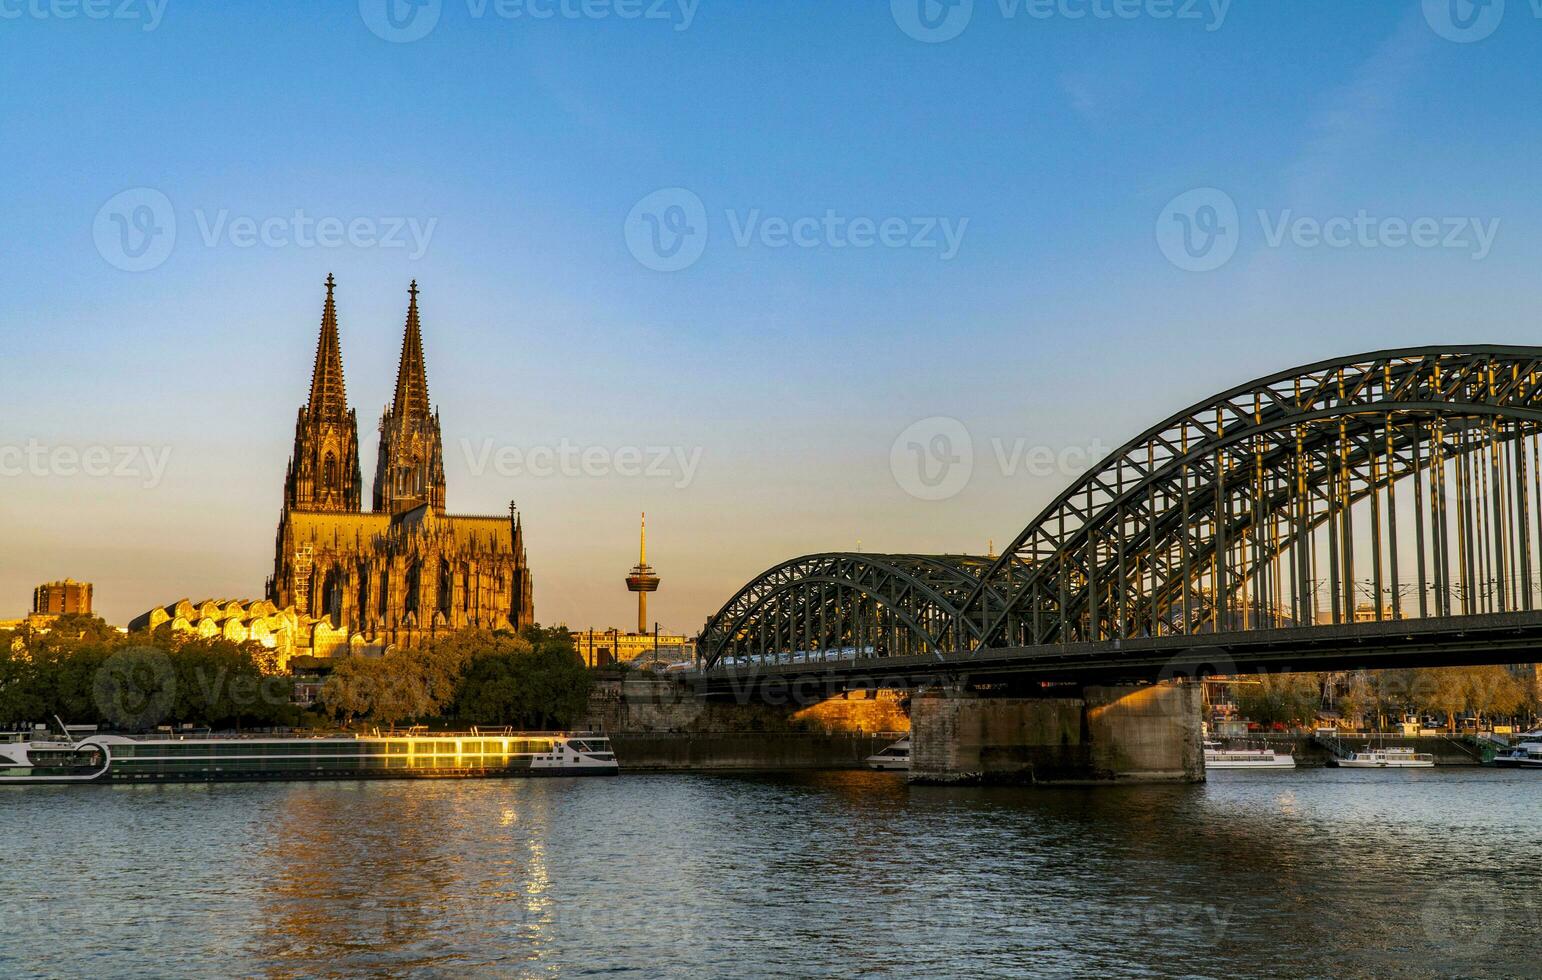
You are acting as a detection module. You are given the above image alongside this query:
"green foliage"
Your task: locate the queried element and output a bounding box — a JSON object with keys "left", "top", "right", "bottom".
{"left": 451, "top": 629, "right": 591, "bottom": 730}
{"left": 1327, "top": 667, "right": 1534, "bottom": 731}
{"left": 0, "top": 627, "right": 294, "bottom": 731}
{"left": 318, "top": 625, "right": 590, "bottom": 730}
{"left": 1234, "top": 673, "right": 1324, "bottom": 728}
{"left": 2, "top": 620, "right": 594, "bottom": 733}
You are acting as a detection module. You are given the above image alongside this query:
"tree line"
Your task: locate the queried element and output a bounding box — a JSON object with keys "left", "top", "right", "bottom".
{"left": 0, "top": 617, "right": 592, "bottom": 732}
{"left": 1233, "top": 666, "right": 1540, "bottom": 731}
{"left": 318, "top": 625, "right": 592, "bottom": 729}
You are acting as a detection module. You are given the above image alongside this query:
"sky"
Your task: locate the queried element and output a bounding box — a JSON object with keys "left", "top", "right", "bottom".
{"left": 2, "top": 0, "right": 1541, "bottom": 632}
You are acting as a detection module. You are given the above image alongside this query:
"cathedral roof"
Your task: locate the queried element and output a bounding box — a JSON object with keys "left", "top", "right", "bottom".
{"left": 390, "top": 280, "right": 432, "bottom": 421}
{"left": 284, "top": 508, "right": 516, "bottom": 554}
{"left": 307, "top": 274, "right": 350, "bottom": 421}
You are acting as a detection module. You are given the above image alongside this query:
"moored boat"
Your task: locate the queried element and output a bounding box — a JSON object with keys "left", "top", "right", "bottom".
{"left": 1204, "top": 741, "right": 1296, "bottom": 770}
{"left": 0, "top": 729, "right": 619, "bottom": 784}
{"left": 1492, "top": 740, "right": 1542, "bottom": 768}
{"left": 865, "top": 738, "right": 910, "bottom": 771}
{"left": 1333, "top": 747, "right": 1435, "bottom": 768}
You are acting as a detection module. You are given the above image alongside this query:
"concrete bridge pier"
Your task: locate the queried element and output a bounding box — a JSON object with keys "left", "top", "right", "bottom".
{"left": 908, "top": 682, "right": 1205, "bottom": 786}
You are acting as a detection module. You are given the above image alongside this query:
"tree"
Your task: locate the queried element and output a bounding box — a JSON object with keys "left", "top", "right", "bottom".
{"left": 1235, "top": 672, "right": 1323, "bottom": 728}
{"left": 450, "top": 627, "right": 591, "bottom": 729}
{"left": 320, "top": 656, "right": 378, "bottom": 725}
{"left": 1454, "top": 666, "right": 1525, "bottom": 728}
{"left": 1339, "top": 672, "right": 1373, "bottom": 731}
{"left": 1413, "top": 668, "right": 1469, "bottom": 731}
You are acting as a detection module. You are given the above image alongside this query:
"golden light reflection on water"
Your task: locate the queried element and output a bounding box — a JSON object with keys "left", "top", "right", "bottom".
{"left": 250, "top": 781, "right": 557, "bottom": 976}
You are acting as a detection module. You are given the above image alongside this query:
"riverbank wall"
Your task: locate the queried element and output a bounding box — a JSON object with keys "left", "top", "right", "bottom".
{"left": 1253, "top": 734, "right": 1487, "bottom": 766}
{"left": 584, "top": 675, "right": 907, "bottom": 772}
{"left": 609, "top": 732, "right": 896, "bottom": 772}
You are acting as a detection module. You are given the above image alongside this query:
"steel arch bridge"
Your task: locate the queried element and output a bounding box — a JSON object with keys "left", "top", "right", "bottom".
{"left": 699, "top": 347, "right": 1542, "bottom": 676}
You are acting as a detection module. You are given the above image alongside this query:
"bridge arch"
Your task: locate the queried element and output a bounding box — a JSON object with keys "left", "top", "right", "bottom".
{"left": 699, "top": 553, "right": 1026, "bottom": 668}
{"left": 958, "top": 346, "right": 1542, "bottom": 648}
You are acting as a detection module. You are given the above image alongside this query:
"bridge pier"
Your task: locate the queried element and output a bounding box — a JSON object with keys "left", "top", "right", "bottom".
{"left": 908, "top": 682, "right": 1204, "bottom": 786}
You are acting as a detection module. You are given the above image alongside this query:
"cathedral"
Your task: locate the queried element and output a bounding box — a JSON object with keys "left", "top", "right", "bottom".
{"left": 267, "top": 276, "right": 534, "bottom": 652}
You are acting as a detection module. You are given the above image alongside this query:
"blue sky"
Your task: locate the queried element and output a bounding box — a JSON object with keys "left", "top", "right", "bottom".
{"left": 3, "top": 0, "right": 1541, "bottom": 630}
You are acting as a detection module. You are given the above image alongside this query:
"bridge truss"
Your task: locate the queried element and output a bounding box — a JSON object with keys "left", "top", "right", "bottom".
{"left": 700, "top": 347, "right": 1542, "bottom": 671}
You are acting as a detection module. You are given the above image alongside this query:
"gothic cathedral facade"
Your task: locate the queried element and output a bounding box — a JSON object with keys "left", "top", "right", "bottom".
{"left": 268, "top": 277, "right": 534, "bottom": 650}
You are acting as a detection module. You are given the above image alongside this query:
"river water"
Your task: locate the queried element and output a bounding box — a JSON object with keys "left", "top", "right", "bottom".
{"left": 0, "top": 768, "right": 1535, "bottom": 978}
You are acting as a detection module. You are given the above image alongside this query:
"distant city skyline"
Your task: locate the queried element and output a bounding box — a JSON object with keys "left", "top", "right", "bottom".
{"left": 5, "top": 2, "right": 1542, "bottom": 629}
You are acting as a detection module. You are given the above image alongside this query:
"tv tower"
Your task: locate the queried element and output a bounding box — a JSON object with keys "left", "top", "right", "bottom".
{"left": 625, "top": 513, "right": 660, "bottom": 635}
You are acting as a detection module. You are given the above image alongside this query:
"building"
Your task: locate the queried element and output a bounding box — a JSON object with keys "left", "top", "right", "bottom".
{"left": 572, "top": 516, "right": 691, "bottom": 667}
{"left": 266, "top": 277, "right": 535, "bottom": 651}
{"left": 33, "top": 579, "right": 92, "bottom": 616}
{"left": 624, "top": 513, "right": 659, "bottom": 635}
{"left": 571, "top": 628, "right": 694, "bottom": 668}
{"left": 128, "top": 598, "right": 340, "bottom": 668}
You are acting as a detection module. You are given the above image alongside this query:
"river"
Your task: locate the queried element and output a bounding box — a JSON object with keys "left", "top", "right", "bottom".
{"left": 0, "top": 768, "right": 1533, "bottom": 978}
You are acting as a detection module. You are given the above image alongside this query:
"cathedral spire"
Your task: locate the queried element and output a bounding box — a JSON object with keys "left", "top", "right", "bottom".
{"left": 307, "top": 274, "right": 348, "bottom": 421}
{"left": 391, "top": 280, "right": 431, "bottom": 420}
{"left": 285, "top": 274, "right": 362, "bottom": 514}
{"left": 374, "top": 281, "right": 446, "bottom": 516}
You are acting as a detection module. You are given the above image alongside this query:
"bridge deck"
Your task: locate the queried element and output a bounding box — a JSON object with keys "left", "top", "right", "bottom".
{"left": 690, "top": 611, "right": 1542, "bottom": 693}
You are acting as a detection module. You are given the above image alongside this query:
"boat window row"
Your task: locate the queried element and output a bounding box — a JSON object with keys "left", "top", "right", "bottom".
{"left": 102, "top": 739, "right": 560, "bottom": 759}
